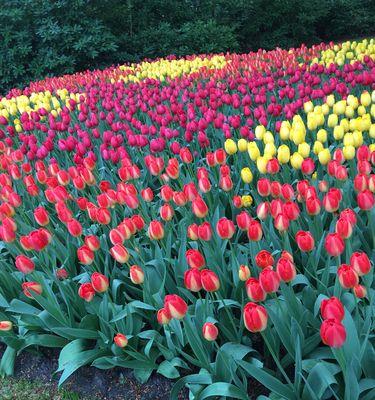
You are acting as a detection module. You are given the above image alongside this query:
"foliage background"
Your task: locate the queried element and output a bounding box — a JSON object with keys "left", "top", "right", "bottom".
{"left": 1, "top": 0, "right": 375, "bottom": 93}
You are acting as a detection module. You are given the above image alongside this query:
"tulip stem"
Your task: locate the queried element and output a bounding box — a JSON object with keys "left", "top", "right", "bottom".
{"left": 261, "top": 332, "right": 293, "bottom": 387}
{"left": 215, "top": 292, "right": 238, "bottom": 342}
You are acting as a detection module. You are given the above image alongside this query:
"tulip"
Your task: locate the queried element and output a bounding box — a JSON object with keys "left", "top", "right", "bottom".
{"left": 33, "top": 207, "right": 49, "bottom": 226}
{"left": 243, "top": 302, "right": 268, "bottom": 332}
{"left": 56, "top": 268, "right": 68, "bottom": 280}
{"left": 338, "top": 264, "right": 359, "bottom": 289}
{"left": 257, "top": 178, "right": 271, "bottom": 197}
{"left": 233, "top": 195, "right": 243, "bottom": 208}
{"left": 259, "top": 268, "right": 280, "bottom": 293}
{"left": 320, "top": 297, "right": 345, "bottom": 321}
{"left": 274, "top": 213, "right": 290, "bottom": 232}
{"left": 295, "top": 230, "right": 315, "bottom": 252}
{"left": 256, "top": 202, "right": 269, "bottom": 220}
{"left": 201, "top": 269, "right": 220, "bottom": 292}
{"left": 15, "top": 255, "right": 35, "bottom": 274}
{"left": 276, "top": 257, "right": 296, "bottom": 283}
{"left": 77, "top": 245, "right": 95, "bottom": 265}
{"left": 184, "top": 269, "right": 202, "bottom": 292}
{"left": 247, "top": 220, "right": 263, "bottom": 241}
{"left": 202, "top": 322, "right": 219, "bottom": 341}
{"left": 216, "top": 218, "right": 235, "bottom": 239}
{"left": 78, "top": 282, "right": 96, "bottom": 302}
{"left": 357, "top": 190, "right": 375, "bottom": 210}
{"left": 129, "top": 265, "right": 145, "bottom": 284}
{"left": 192, "top": 197, "right": 208, "bottom": 218}
{"left": 91, "top": 273, "right": 109, "bottom": 293}
{"left": 306, "top": 196, "right": 321, "bottom": 215}
{"left": 157, "top": 308, "right": 172, "bottom": 325}
{"left": 335, "top": 217, "right": 352, "bottom": 239}
{"left": 325, "top": 233, "right": 345, "bottom": 257}
{"left": 255, "top": 250, "right": 274, "bottom": 269}
{"left": 238, "top": 265, "right": 251, "bottom": 281}
{"left": 148, "top": 220, "right": 165, "bottom": 240}
{"left": 114, "top": 333, "right": 128, "bottom": 348}
{"left": 187, "top": 224, "right": 199, "bottom": 240}
{"left": 28, "top": 229, "right": 51, "bottom": 251}
{"left": 164, "top": 295, "right": 188, "bottom": 319}
{"left": 84, "top": 235, "right": 100, "bottom": 251}
{"left": 198, "top": 222, "right": 212, "bottom": 241}
{"left": 245, "top": 278, "right": 266, "bottom": 302}
{"left": 350, "top": 252, "right": 371, "bottom": 276}
{"left": 236, "top": 211, "right": 251, "bottom": 231}
{"left": 185, "top": 249, "right": 205, "bottom": 269}
{"left": 67, "top": 219, "right": 83, "bottom": 237}
{"left": 0, "top": 321, "right": 13, "bottom": 331}
{"left": 110, "top": 244, "right": 129, "bottom": 264}
{"left": 353, "top": 284, "right": 367, "bottom": 299}
{"left": 22, "top": 282, "right": 42, "bottom": 298}
{"left": 320, "top": 319, "right": 346, "bottom": 348}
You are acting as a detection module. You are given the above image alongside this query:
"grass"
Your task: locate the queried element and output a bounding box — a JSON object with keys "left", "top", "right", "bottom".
{"left": 0, "top": 377, "right": 84, "bottom": 400}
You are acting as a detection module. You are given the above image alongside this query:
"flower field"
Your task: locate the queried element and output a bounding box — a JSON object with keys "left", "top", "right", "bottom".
{"left": 0, "top": 38, "right": 375, "bottom": 399}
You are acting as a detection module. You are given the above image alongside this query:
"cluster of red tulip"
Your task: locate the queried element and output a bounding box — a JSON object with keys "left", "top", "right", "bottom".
{"left": 0, "top": 39, "right": 374, "bottom": 398}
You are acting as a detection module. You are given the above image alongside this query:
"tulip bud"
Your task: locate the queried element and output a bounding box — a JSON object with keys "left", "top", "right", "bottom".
{"left": 274, "top": 213, "right": 290, "bottom": 232}
{"left": 160, "top": 203, "right": 174, "bottom": 221}
{"left": 295, "top": 230, "right": 315, "bottom": 252}
{"left": 91, "top": 273, "right": 109, "bottom": 293}
{"left": 247, "top": 220, "right": 263, "bottom": 241}
{"left": 56, "top": 268, "right": 68, "bottom": 280}
{"left": 0, "top": 321, "right": 13, "bottom": 331}
{"left": 320, "top": 297, "right": 345, "bottom": 321}
{"left": 148, "top": 220, "right": 165, "bottom": 240}
{"left": 245, "top": 278, "right": 266, "bottom": 302}
{"left": 187, "top": 224, "right": 199, "bottom": 240}
{"left": 33, "top": 206, "right": 49, "bottom": 226}
{"left": 130, "top": 265, "right": 145, "bottom": 284}
{"left": 276, "top": 257, "right": 296, "bottom": 283}
{"left": 259, "top": 268, "right": 280, "bottom": 293}
{"left": 335, "top": 217, "right": 353, "bottom": 239}
{"left": 325, "top": 233, "right": 345, "bottom": 257}
{"left": 243, "top": 302, "right": 268, "bottom": 332}
{"left": 164, "top": 294, "right": 188, "bottom": 320}
{"left": 239, "top": 265, "right": 251, "bottom": 281}
{"left": 15, "top": 255, "right": 35, "bottom": 274}
{"left": 350, "top": 252, "right": 371, "bottom": 276}
{"left": 157, "top": 308, "right": 172, "bottom": 324}
{"left": 67, "top": 219, "right": 83, "bottom": 237}
{"left": 255, "top": 250, "right": 274, "bottom": 269}
{"left": 185, "top": 249, "right": 205, "bottom": 269}
{"left": 114, "top": 333, "right": 128, "bottom": 348}
{"left": 201, "top": 269, "right": 220, "bottom": 292}
{"left": 184, "top": 269, "right": 202, "bottom": 292}
{"left": 357, "top": 190, "right": 375, "bottom": 210}
{"left": 353, "top": 284, "right": 367, "bottom": 299}
{"left": 257, "top": 178, "right": 271, "bottom": 197}
{"left": 320, "top": 319, "right": 346, "bottom": 348}
{"left": 256, "top": 202, "right": 269, "bottom": 220}
{"left": 216, "top": 218, "right": 235, "bottom": 239}
{"left": 84, "top": 235, "right": 100, "bottom": 251}
{"left": 110, "top": 244, "right": 129, "bottom": 264}
{"left": 236, "top": 211, "right": 251, "bottom": 231}
{"left": 22, "top": 282, "right": 42, "bottom": 298}
{"left": 338, "top": 264, "right": 359, "bottom": 289}
{"left": 192, "top": 197, "right": 208, "bottom": 218}
{"left": 202, "top": 322, "right": 219, "bottom": 341}
{"left": 198, "top": 222, "right": 212, "bottom": 241}
{"left": 77, "top": 245, "right": 95, "bottom": 265}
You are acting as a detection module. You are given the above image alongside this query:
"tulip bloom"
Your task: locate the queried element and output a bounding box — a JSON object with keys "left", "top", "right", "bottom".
{"left": 276, "top": 257, "right": 296, "bottom": 283}
{"left": 148, "top": 220, "right": 165, "bottom": 240}
{"left": 259, "top": 268, "right": 280, "bottom": 293}
{"left": 185, "top": 249, "right": 205, "bottom": 269}
{"left": 202, "top": 322, "right": 218, "bottom": 341}
{"left": 201, "top": 269, "right": 220, "bottom": 292}
{"left": 236, "top": 211, "right": 252, "bottom": 231}
{"left": 320, "top": 297, "right": 345, "bottom": 321}
{"left": 350, "top": 252, "right": 371, "bottom": 276}
{"left": 245, "top": 278, "right": 266, "bottom": 302}
{"left": 110, "top": 244, "right": 129, "bottom": 264}
{"left": 192, "top": 197, "right": 208, "bottom": 218}
{"left": 198, "top": 222, "right": 212, "bottom": 241}
{"left": 357, "top": 190, "right": 375, "bottom": 210}
{"left": 157, "top": 308, "right": 172, "bottom": 325}
{"left": 238, "top": 265, "right": 251, "bottom": 281}
{"left": 164, "top": 295, "right": 188, "bottom": 320}
{"left": 77, "top": 245, "right": 95, "bottom": 265}
{"left": 320, "top": 319, "right": 346, "bottom": 348}
{"left": 22, "top": 282, "right": 42, "bottom": 298}
{"left": 295, "top": 230, "right": 315, "bottom": 252}
{"left": 130, "top": 265, "right": 145, "bottom": 284}
{"left": 184, "top": 269, "right": 202, "bottom": 292}
{"left": 33, "top": 207, "right": 49, "bottom": 226}
{"left": 353, "top": 284, "right": 367, "bottom": 299}
{"left": 255, "top": 250, "right": 274, "bottom": 269}
{"left": 91, "top": 273, "right": 109, "bottom": 293}
{"left": 247, "top": 220, "right": 263, "bottom": 241}
{"left": 243, "top": 302, "right": 268, "bottom": 332}
{"left": 78, "top": 282, "right": 96, "bottom": 302}
{"left": 0, "top": 321, "right": 13, "bottom": 331}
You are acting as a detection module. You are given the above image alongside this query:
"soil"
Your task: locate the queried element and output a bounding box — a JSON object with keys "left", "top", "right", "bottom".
{"left": 0, "top": 344, "right": 269, "bottom": 399}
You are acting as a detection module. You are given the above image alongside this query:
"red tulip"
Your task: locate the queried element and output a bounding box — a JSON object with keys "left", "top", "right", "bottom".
{"left": 192, "top": 196, "right": 208, "bottom": 218}
{"left": 243, "top": 302, "right": 268, "bottom": 332}
{"left": 129, "top": 265, "right": 144, "bottom": 284}
{"left": 257, "top": 178, "right": 271, "bottom": 197}
{"left": 255, "top": 250, "right": 274, "bottom": 269}
{"left": 202, "top": 322, "right": 218, "bottom": 341}
{"left": 67, "top": 219, "right": 82, "bottom": 237}
{"left": 320, "top": 297, "right": 345, "bottom": 321}
{"left": 0, "top": 321, "right": 13, "bottom": 331}
{"left": 157, "top": 308, "right": 172, "bottom": 324}
{"left": 338, "top": 264, "right": 359, "bottom": 289}
{"left": 320, "top": 319, "right": 346, "bottom": 348}
{"left": 33, "top": 207, "right": 49, "bottom": 226}
{"left": 84, "top": 235, "right": 100, "bottom": 251}
{"left": 259, "top": 268, "right": 280, "bottom": 293}
{"left": 335, "top": 217, "right": 352, "bottom": 239}
{"left": 238, "top": 264, "right": 251, "bottom": 281}
{"left": 187, "top": 224, "right": 199, "bottom": 240}
{"left": 148, "top": 220, "right": 165, "bottom": 240}
{"left": 15, "top": 255, "right": 35, "bottom": 274}
{"left": 198, "top": 222, "right": 212, "bottom": 241}
{"left": 77, "top": 245, "right": 95, "bottom": 265}
{"left": 357, "top": 190, "right": 374, "bottom": 210}
{"left": 114, "top": 333, "right": 128, "bottom": 348}
{"left": 306, "top": 196, "right": 321, "bottom": 215}
{"left": 186, "top": 249, "right": 205, "bottom": 269}
{"left": 274, "top": 212, "right": 290, "bottom": 231}
{"left": 295, "top": 230, "right": 315, "bottom": 252}
{"left": 276, "top": 257, "right": 296, "bottom": 282}
{"left": 184, "top": 269, "right": 202, "bottom": 292}
{"left": 110, "top": 244, "right": 129, "bottom": 264}
{"left": 216, "top": 218, "right": 235, "bottom": 239}
{"left": 160, "top": 203, "right": 174, "bottom": 221}
{"left": 22, "top": 282, "right": 42, "bottom": 298}
{"left": 236, "top": 211, "right": 251, "bottom": 230}
{"left": 247, "top": 220, "right": 263, "bottom": 241}
{"left": 201, "top": 269, "right": 220, "bottom": 292}
{"left": 91, "top": 273, "right": 109, "bottom": 293}
{"left": 245, "top": 278, "right": 266, "bottom": 302}
{"left": 78, "top": 282, "right": 95, "bottom": 302}
{"left": 28, "top": 229, "right": 51, "bottom": 251}
{"left": 256, "top": 202, "right": 269, "bottom": 220}
{"left": 164, "top": 294, "right": 188, "bottom": 319}
{"left": 350, "top": 252, "right": 371, "bottom": 276}
{"left": 353, "top": 284, "right": 367, "bottom": 298}
{"left": 325, "top": 233, "right": 345, "bottom": 257}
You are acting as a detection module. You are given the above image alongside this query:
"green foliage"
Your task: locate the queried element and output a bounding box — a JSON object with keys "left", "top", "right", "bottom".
{"left": 0, "top": 0, "right": 375, "bottom": 92}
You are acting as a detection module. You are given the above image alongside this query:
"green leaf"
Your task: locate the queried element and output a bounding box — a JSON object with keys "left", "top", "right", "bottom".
{"left": 196, "top": 382, "right": 248, "bottom": 400}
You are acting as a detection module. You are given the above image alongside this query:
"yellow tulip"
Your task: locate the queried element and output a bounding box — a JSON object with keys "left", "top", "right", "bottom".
{"left": 333, "top": 100, "right": 346, "bottom": 115}
{"left": 255, "top": 125, "right": 266, "bottom": 140}
{"left": 241, "top": 168, "right": 253, "bottom": 183}
{"left": 318, "top": 148, "right": 331, "bottom": 165}
{"left": 263, "top": 131, "right": 274, "bottom": 144}
{"left": 343, "top": 145, "right": 355, "bottom": 160}
{"left": 224, "top": 139, "right": 237, "bottom": 155}
{"left": 313, "top": 141, "right": 324, "bottom": 155}
{"left": 333, "top": 125, "right": 344, "bottom": 140}
{"left": 327, "top": 114, "right": 338, "bottom": 128}
{"left": 277, "top": 145, "right": 290, "bottom": 164}
{"left": 321, "top": 103, "right": 330, "bottom": 115}
{"left": 290, "top": 152, "right": 303, "bottom": 169}
{"left": 317, "top": 129, "right": 327, "bottom": 143}
{"left": 242, "top": 195, "right": 253, "bottom": 207}
{"left": 304, "top": 101, "right": 314, "bottom": 113}
{"left": 353, "top": 130, "right": 363, "bottom": 147}
{"left": 248, "top": 142, "right": 260, "bottom": 161}
{"left": 357, "top": 105, "right": 366, "bottom": 116}
{"left": 370, "top": 124, "right": 375, "bottom": 139}
{"left": 257, "top": 156, "right": 268, "bottom": 174}
{"left": 264, "top": 142, "right": 276, "bottom": 157}
{"left": 298, "top": 142, "right": 310, "bottom": 158}
{"left": 326, "top": 95, "right": 335, "bottom": 107}
{"left": 345, "top": 106, "right": 355, "bottom": 118}
{"left": 360, "top": 91, "right": 371, "bottom": 107}
{"left": 238, "top": 139, "right": 248, "bottom": 152}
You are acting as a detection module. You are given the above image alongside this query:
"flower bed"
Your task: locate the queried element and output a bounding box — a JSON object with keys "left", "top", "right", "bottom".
{"left": 0, "top": 39, "right": 375, "bottom": 399}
